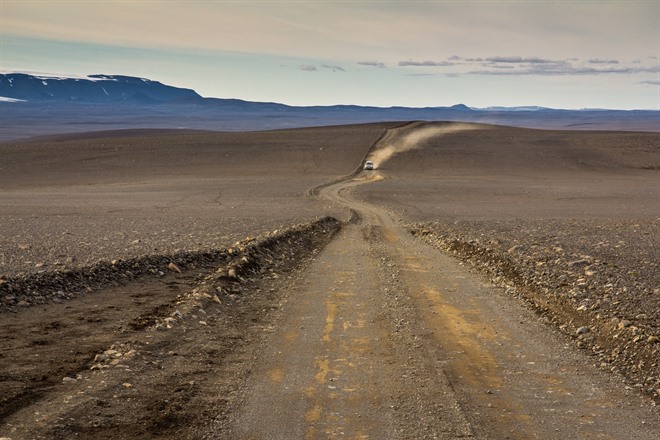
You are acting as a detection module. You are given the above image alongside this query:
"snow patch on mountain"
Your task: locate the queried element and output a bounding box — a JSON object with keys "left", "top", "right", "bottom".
{"left": 0, "top": 96, "right": 26, "bottom": 102}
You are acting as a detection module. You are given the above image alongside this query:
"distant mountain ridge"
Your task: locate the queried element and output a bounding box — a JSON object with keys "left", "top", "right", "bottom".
{"left": 0, "top": 73, "right": 200, "bottom": 103}
{"left": 1, "top": 73, "right": 658, "bottom": 141}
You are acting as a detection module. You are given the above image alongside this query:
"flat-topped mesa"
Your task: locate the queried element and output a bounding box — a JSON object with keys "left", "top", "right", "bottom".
{"left": 0, "top": 73, "right": 201, "bottom": 103}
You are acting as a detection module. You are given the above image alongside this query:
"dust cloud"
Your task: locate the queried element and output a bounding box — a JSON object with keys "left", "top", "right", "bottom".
{"left": 369, "top": 123, "right": 479, "bottom": 169}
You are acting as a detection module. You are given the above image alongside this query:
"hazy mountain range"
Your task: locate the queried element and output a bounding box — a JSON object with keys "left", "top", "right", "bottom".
{"left": 1, "top": 73, "right": 658, "bottom": 141}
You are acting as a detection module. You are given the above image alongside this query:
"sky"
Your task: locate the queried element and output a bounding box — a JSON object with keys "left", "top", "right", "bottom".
{"left": 1, "top": 0, "right": 659, "bottom": 109}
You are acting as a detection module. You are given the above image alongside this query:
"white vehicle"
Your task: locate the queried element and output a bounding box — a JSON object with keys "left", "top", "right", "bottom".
{"left": 364, "top": 160, "right": 374, "bottom": 170}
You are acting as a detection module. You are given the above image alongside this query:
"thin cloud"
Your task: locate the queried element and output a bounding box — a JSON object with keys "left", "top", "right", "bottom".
{"left": 588, "top": 58, "right": 619, "bottom": 64}
{"left": 469, "top": 64, "right": 660, "bottom": 76}
{"left": 443, "top": 55, "right": 659, "bottom": 77}
{"left": 486, "top": 56, "right": 558, "bottom": 64}
{"left": 300, "top": 64, "right": 317, "bottom": 72}
{"left": 398, "top": 60, "right": 454, "bottom": 67}
{"left": 321, "top": 64, "right": 345, "bottom": 72}
{"left": 358, "top": 61, "right": 386, "bottom": 68}
{"left": 640, "top": 80, "right": 660, "bottom": 86}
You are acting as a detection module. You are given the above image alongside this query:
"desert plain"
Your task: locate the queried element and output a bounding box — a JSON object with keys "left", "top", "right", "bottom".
{"left": 0, "top": 122, "right": 658, "bottom": 439}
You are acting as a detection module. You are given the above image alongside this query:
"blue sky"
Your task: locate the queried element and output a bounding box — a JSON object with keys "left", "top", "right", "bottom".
{"left": 1, "top": 0, "right": 659, "bottom": 109}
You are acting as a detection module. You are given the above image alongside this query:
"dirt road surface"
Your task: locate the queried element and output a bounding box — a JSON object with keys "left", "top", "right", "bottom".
{"left": 225, "top": 166, "right": 659, "bottom": 439}
{"left": 1, "top": 123, "right": 658, "bottom": 439}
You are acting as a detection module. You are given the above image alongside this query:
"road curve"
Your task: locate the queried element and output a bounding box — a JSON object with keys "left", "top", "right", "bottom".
{"left": 228, "top": 127, "right": 660, "bottom": 439}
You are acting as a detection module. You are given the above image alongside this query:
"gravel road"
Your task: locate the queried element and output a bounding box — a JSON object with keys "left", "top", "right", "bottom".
{"left": 0, "top": 122, "right": 657, "bottom": 439}
{"left": 225, "top": 121, "right": 659, "bottom": 437}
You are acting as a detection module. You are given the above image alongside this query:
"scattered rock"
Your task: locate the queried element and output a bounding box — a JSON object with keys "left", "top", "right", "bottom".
{"left": 167, "top": 262, "right": 182, "bottom": 273}
{"left": 577, "top": 326, "right": 590, "bottom": 335}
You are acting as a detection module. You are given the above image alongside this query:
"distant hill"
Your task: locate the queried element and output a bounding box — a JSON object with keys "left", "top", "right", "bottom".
{"left": 0, "top": 73, "right": 200, "bottom": 103}
{"left": 0, "top": 73, "right": 658, "bottom": 141}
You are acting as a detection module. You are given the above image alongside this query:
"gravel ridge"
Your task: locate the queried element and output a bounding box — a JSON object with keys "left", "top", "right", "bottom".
{"left": 0, "top": 217, "right": 341, "bottom": 314}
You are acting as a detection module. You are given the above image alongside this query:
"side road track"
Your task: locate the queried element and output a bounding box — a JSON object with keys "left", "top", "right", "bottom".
{"left": 0, "top": 219, "right": 342, "bottom": 439}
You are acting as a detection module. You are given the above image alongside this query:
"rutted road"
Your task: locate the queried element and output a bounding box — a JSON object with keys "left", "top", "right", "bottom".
{"left": 3, "top": 124, "right": 657, "bottom": 439}
{"left": 228, "top": 132, "right": 659, "bottom": 438}
{"left": 227, "top": 172, "right": 473, "bottom": 438}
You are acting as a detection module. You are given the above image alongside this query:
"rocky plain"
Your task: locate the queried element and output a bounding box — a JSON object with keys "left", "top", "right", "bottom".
{"left": 0, "top": 121, "right": 658, "bottom": 438}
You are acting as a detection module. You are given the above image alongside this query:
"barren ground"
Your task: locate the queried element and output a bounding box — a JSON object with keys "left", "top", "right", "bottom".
{"left": 0, "top": 122, "right": 658, "bottom": 439}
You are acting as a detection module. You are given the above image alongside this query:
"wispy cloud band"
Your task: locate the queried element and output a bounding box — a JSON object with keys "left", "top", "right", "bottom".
{"left": 358, "top": 61, "right": 386, "bottom": 68}
{"left": 299, "top": 64, "right": 345, "bottom": 72}
{"left": 398, "top": 60, "right": 454, "bottom": 67}
{"left": 321, "top": 64, "right": 345, "bottom": 72}
{"left": 397, "top": 55, "right": 659, "bottom": 77}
